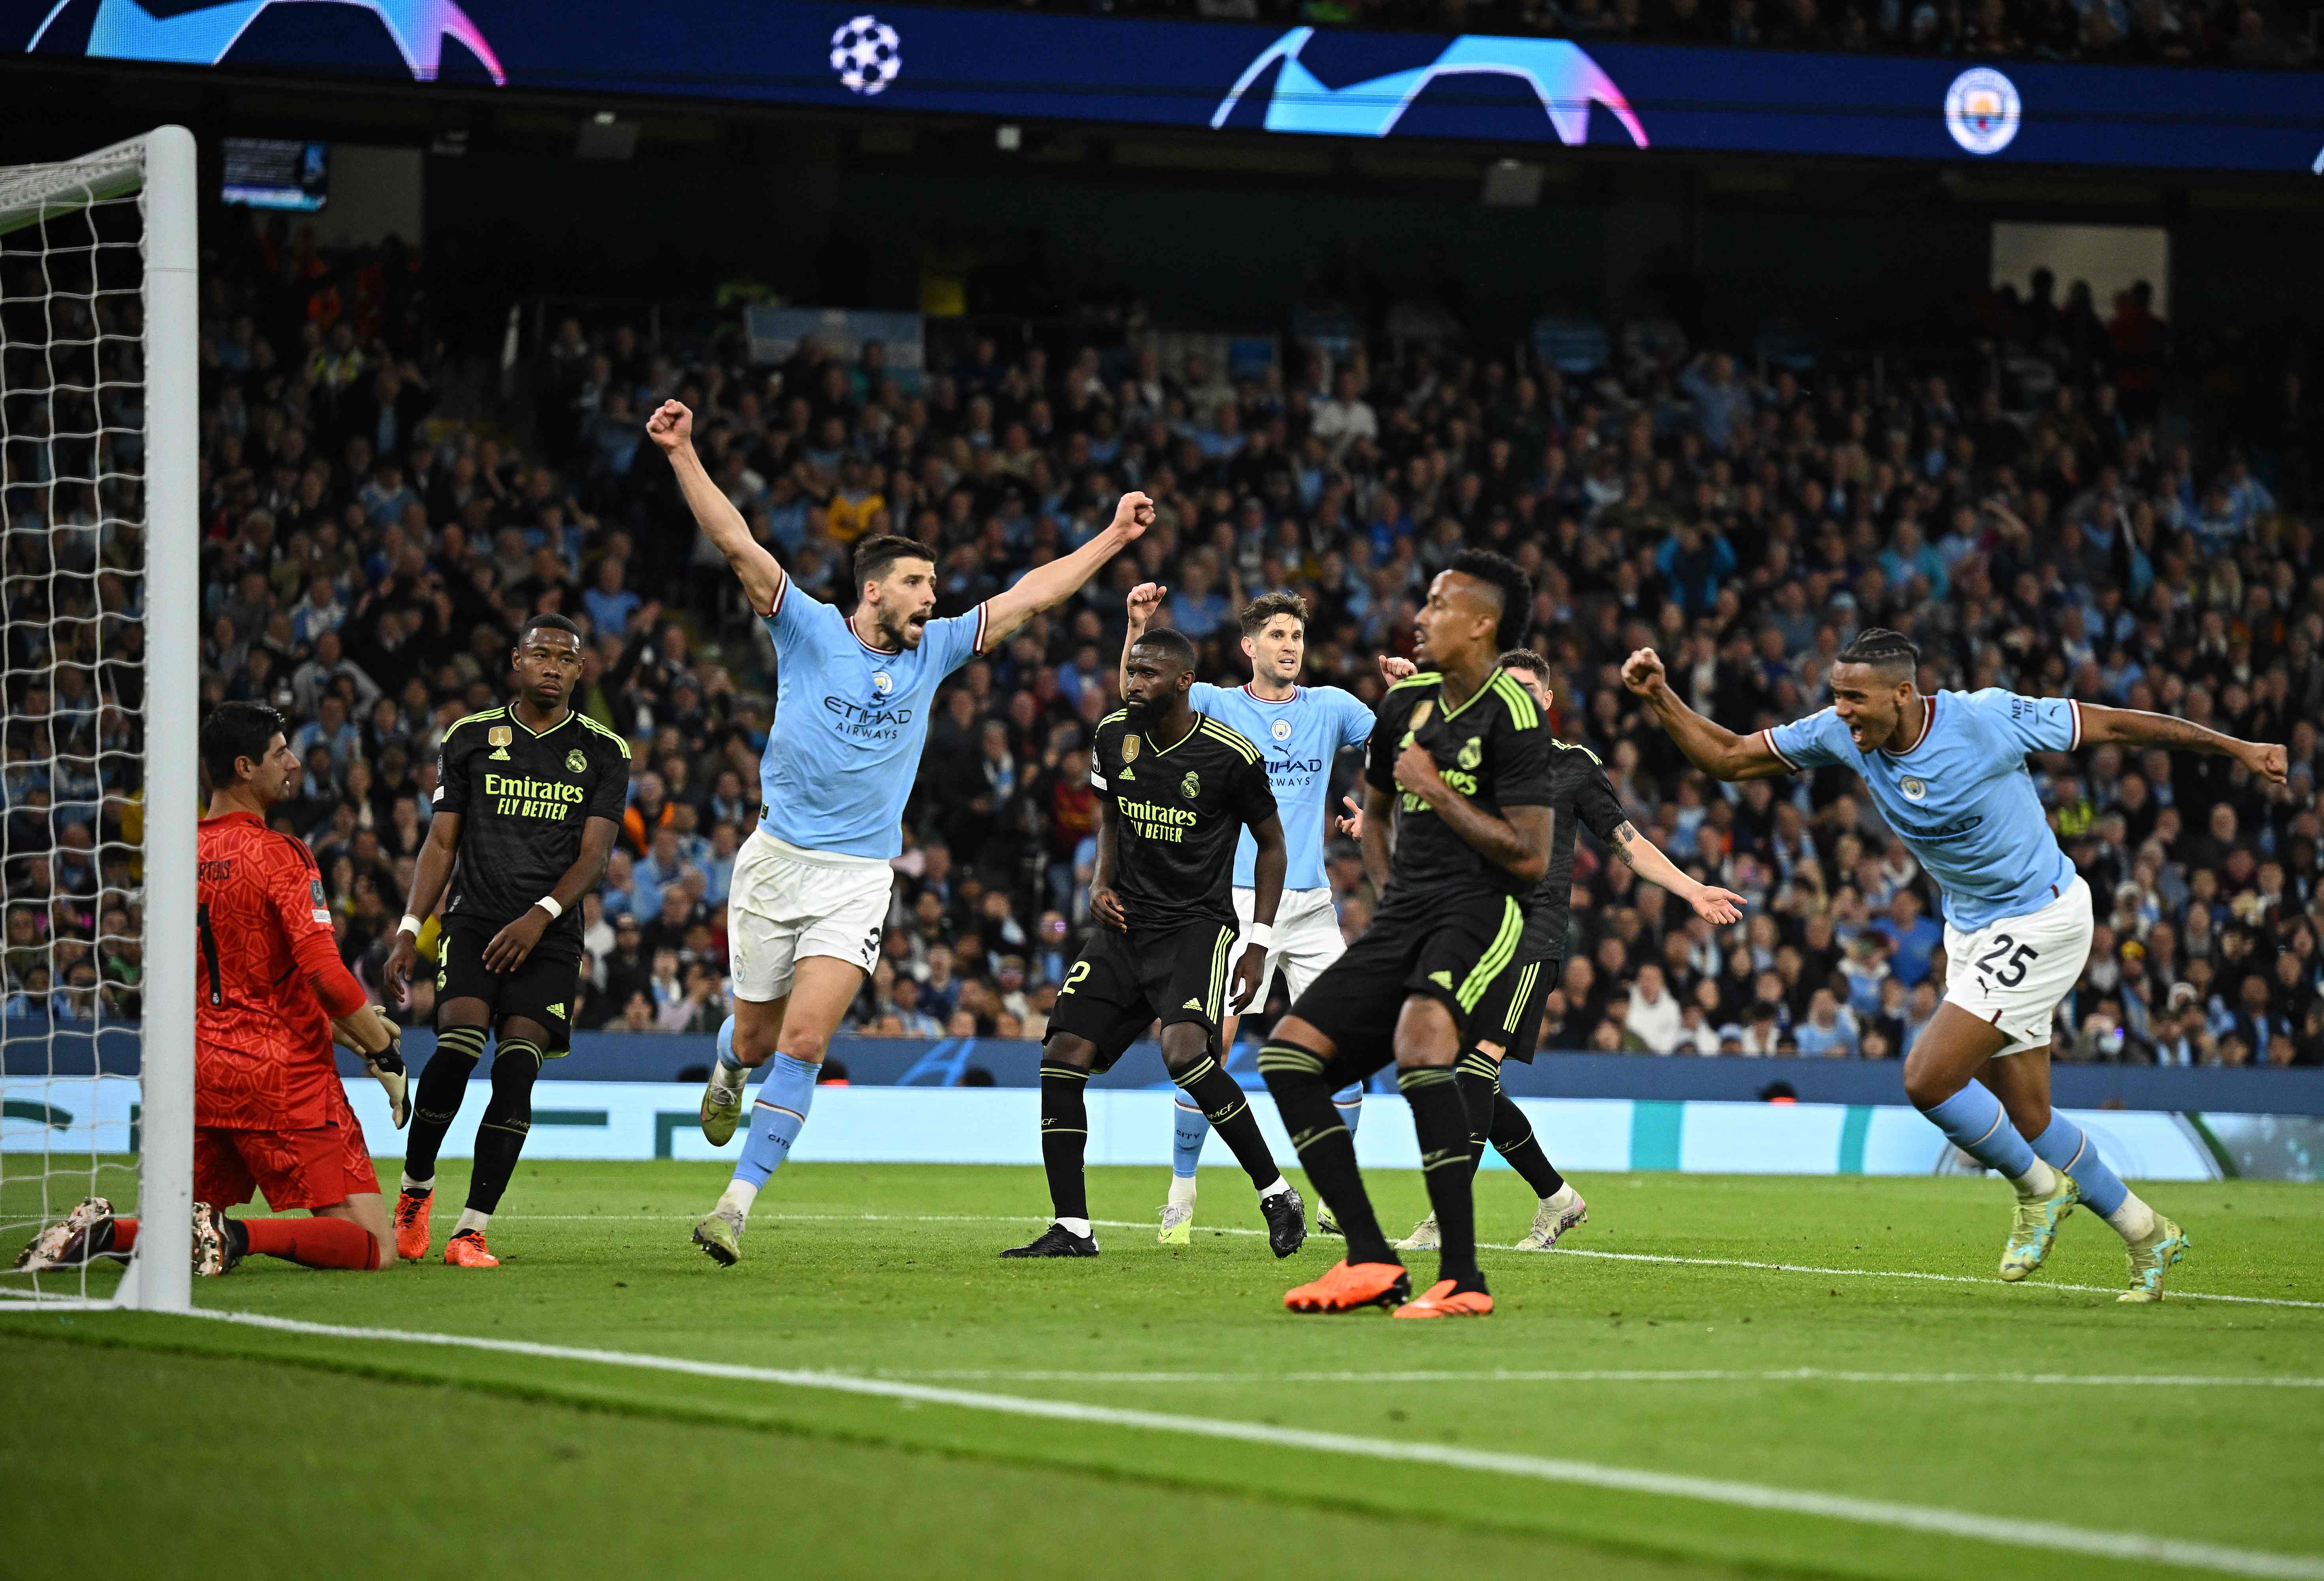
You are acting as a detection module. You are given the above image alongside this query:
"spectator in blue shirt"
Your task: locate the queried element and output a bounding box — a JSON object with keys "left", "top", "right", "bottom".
{"left": 1877, "top": 519, "right": 1949, "bottom": 601}
{"left": 1654, "top": 523, "right": 1736, "bottom": 614}
{"left": 584, "top": 556, "right": 642, "bottom": 635}
{"left": 1678, "top": 351, "right": 1752, "bottom": 453}
{"left": 629, "top": 826, "right": 693, "bottom": 923}
{"left": 1794, "top": 988, "right": 1860, "bottom": 1058}
{"left": 1167, "top": 558, "right": 1231, "bottom": 641}
{"left": 1874, "top": 889, "right": 1944, "bottom": 988}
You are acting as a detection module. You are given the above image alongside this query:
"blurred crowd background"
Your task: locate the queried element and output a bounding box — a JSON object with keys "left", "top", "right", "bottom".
{"left": 3, "top": 209, "right": 2320, "bottom": 1067}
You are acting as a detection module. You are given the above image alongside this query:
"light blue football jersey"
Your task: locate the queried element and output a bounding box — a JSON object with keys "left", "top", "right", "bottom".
{"left": 1765, "top": 689, "right": 2080, "bottom": 931}
{"left": 759, "top": 583, "right": 987, "bottom": 860}
{"left": 1188, "top": 681, "right": 1374, "bottom": 890}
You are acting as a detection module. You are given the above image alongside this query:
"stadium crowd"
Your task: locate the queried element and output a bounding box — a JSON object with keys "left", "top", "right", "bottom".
{"left": 960, "top": 0, "right": 2316, "bottom": 68}
{"left": 2, "top": 212, "right": 2320, "bottom": 1068}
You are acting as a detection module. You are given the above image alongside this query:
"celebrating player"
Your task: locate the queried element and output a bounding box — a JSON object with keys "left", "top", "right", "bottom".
{"left": 1259, "top": 550, "right": 1556, "bottom": 1319}
{"left": 384, "top": 613, "right": 629, "bottom": 1268}
{"left": 1624, "top": 628, "right": 2288, "bottom": 1301}
{"left": 1395, "top": 648, "right": 1743, "bottom": 1254}
{"left": 1120, "top": 586, "right": 1374, "bottom": 1245}
{"left": 646, "top": 398, "right": 1153, "bottom": 1267}
{"left": 1005, "top": 626, "right": 1305, "bottom": 1259}
{"left": 18, "top": 703, "right": 405, "bottom": 1277}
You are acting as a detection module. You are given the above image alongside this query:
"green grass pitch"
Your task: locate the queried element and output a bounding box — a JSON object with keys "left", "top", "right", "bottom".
{"left": 4, "top": 1162, "right": 2320, "bottom": 1581}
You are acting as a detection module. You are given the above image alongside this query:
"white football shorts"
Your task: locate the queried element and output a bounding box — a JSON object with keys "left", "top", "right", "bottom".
{"left": 1230, "top": 885, "right": 1346, "bottom": 1014}
{"left": 1939, "top": 873, "right": 2094, "bottom": 1057}
{"left": 726, "top": 828, "right": 893, "bottom": 1003}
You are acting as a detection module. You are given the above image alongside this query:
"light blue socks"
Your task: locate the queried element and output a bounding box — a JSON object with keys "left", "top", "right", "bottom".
{"left": 733, "top": 1053, "right": 819, "bottom": 1190}
{"left": 2029, "top": 1114, "right": 2128, "bottom": 1215}
{"left": 1333, "top": 1081, "right": 1364, "bottom": 1135}
{"left": 1919, "top": 1085, "right": 2040, "bottom": 1181}
{"left": 1170, "top": 1096, "right": 1208, "bottom": 1179}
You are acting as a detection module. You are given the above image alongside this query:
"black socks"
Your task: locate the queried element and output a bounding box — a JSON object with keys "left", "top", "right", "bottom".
{"left": 1172, "top": 1052, "right": 1279, "bottom": 1190}
{"left": 1038, "top": 1059, "right": 1091, "bottom": 1221}
{"left": 467, "top": 1038, "right": 542, "bottom": 1215}
{"left": 1260, "top": 1042, "right": 1394, "bottom": 1266}
{"left": 403, "top": 1023, "right": 487, "bottom": 1183}
{"left": 1400, "top": 1064, "right": 1482, "bottom": 1288}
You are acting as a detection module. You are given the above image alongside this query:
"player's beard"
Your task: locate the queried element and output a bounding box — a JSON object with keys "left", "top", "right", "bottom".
{"left": 1120, "top": 695, "right": 1153, "bottom": 728}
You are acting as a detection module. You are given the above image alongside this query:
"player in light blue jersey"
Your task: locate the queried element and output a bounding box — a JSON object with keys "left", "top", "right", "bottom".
{"left": 1626, "top": 627, "right": 2286, "bottom": 1301}
{"left": 646, "top": 399, "right": 1154, "bottom": 1264}
{"left": 1121, "top": 585, "right": 1377, "bottom": 1245}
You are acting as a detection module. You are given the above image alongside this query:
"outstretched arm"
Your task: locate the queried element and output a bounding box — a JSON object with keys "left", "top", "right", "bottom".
{"left": 1608, "top": 820, "right": 1744, "bottom": 924}
{"left": 646, "top": 400, "right": 785, "bottom": 617}
{"left": 2078, "top": 704, "right": 2287, "bottom": 784}
{"left": 1621, "top": 647, "right": 1789, "bottom": 782}
{"left": 1119, "top": 580, "right": 1164, "bottom": 695}
{"left": 984, "top": 492, "right": 1154, "bottom": 652}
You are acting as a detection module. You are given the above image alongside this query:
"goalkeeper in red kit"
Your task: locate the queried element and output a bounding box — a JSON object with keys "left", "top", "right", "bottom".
{"left": 15, "top": 703, "right": 411, "bottom": 1277}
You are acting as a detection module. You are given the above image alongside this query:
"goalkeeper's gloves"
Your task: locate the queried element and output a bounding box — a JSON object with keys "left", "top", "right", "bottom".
{"left": 362, "top": 1019, "right": 410, "bottom": 1130}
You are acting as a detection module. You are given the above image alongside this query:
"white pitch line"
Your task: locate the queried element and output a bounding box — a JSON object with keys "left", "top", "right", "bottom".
{"left": 872, "top": 1368, "right": 2324, "bottom": 1389}
{"left": 177, "top": 1307, "right": 2324, "bottom": 1581}
{"left": 497, "top": 1211, "right": 2324, "bottom": 1312}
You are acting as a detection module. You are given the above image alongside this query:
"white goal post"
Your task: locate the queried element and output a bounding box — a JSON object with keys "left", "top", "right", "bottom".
{"left": 0, "top": 126, "right": 197, "bottom": 1312}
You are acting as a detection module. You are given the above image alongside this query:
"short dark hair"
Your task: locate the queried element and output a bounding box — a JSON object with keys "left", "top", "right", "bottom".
{"left": 1131, "top": 626, "right": 1197, "bottom": 670}
{"left": 1447, "top": 548, "right": 1533, "bottom": 652}
{"left": 1496, "top": 648, "right": 1548, "bottom": 682}
{"left": 201, "top": 702, "right": 284, "bottom": 789}
{"left": 1835, "top": 626, "right": 1921, "bottom": 681}
{"left": 521, "top": 612, "right": 583, "bottom": 644}
{"left": 1239, "top": 591, "right": 1308, "bottom": 639}
{"left": 853, "top": 535, "right": 935, "bottom": 590}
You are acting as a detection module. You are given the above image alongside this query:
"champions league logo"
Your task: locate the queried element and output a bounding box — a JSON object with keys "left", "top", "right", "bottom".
{"left": 1944, "top": 67, "right": 2020, "bottom": 155}
{"left": 1211, "top": 28, "right": 1647, "bottom": 148}
{"left": 28, "top": 0, "right": 506, "bottom": 81}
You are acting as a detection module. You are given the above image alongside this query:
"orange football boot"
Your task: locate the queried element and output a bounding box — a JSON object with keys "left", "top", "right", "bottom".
{"left": 393, "top": 1189, "right": 432, "bottom": 1262}
{"left": 442, "top": 1229, "right": 498, "bottom": 1268}
{"left": 1283, "top": 1259, "right": 1411, "bottom": 1313}
{"left": 1393, "top": 1279, "right": 1495, "bottom": 1319}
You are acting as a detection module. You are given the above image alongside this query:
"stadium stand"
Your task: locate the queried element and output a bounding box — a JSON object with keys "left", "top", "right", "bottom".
{"left": 3, "top": 208, "right": 2319, "bottom": 1067}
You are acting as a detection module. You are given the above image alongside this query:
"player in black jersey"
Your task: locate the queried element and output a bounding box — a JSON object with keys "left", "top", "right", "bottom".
{"left": 382, "top": 613, "right": 628, "bottom": 1266}
{"left": 1261, "top": 550, "right": 1557, "bottom": 1319}
{"left": 1003, "top": 626, "right": 1310, "bottom": 1260}
{"left": 1394, "top": 649, "right": 1743, "bottom": 1255}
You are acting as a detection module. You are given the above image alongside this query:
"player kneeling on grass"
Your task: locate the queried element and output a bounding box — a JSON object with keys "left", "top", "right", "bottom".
{"left": 1625, "top": 628, "right": 2287, "bottom": 1301}
{"left": 1003, "top": 626, "right": 1308, "bottom": 1260}
{"left": 384, "top": 615, "right": 627, "bottom": 1269}
{"left": 17, "top": 704, "right": 408, "bottom": 1277}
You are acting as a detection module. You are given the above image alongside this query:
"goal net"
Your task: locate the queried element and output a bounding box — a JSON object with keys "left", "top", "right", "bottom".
{"left": 0, "top": 128, "right": 198, "bottom": 1312}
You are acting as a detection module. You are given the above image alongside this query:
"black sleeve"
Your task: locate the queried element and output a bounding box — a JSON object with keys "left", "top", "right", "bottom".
{"left": 587, "top": 734, "right": 632, "bottom": 823}
{"left": 1576, "top": 759, "right": 1628, "bottom": 845}
{"left": 1363, "top": 691, "right": 1406, "bottom": 793}
{"left": 1493, "top": 705, "right": 1557, "bottom": 807}
{"left": 1089, "top": 718, "right": 1121, "bottom": 793}
{"left": 436, "top": 726, "right": 472, "bottom": 816}
{"left": 1232, "top": 751, "right": 1278, "bottom": 830}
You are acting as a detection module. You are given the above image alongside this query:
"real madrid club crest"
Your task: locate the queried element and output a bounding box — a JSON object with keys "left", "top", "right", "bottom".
{"left": 1901, "top": 775, "right": 1928, "bottom": 801}
{"left": 1271, "top": 717, "right": 1292, "bottom": 743}
{"left": 871, "top": 671, "right": 893, "bottom": 696}
{"left": 1457, "top": 736, "right": 1482, "bottom": 770}
{"left": 566, "top": 748, "right": 588, "bottom": 774}
{"left": 1181, "top": 770, "right": 1201, "bottom": 799}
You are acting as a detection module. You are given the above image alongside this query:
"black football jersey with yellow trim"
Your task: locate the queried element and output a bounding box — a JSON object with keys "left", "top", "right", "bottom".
{"left": 1363, "top": 669, "right": 1556, "bottom": 907}
{"left": 435, "top": 705, "right": 629, "bottom": 944}
{"left": 1089, "top": 710, "right": 1276, "bottom": 933}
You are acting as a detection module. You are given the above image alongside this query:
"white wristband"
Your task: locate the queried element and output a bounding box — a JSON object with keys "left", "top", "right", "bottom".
{"left": 1243, "top": 923, "right": 1275, "bottom": 951}
{"left": 398, "top": 915, "right": 423, "bottom": 938}
{"left": 535, "top": 896, "right": 564, "bottom": 921}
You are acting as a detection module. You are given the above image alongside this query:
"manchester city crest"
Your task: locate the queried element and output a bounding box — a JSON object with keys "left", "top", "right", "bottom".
{"left": 1901, "top": 775, "right": 1928, "bottom": 800}
{"left": 1271, "top": 717, "right": 1292, "bottom": 743}
{"left": 871, "top": 671, "right": 893, "bottom": 694}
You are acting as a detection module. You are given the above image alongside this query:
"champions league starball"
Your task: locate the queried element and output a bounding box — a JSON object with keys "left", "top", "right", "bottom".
{"left": 830, "top": 15, "right": 902, "bottom": 95}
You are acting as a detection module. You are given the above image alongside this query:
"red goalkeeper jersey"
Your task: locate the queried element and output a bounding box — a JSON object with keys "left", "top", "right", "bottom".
{"left": 195, "top": 811, "right": 366, "bottom": 1130}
